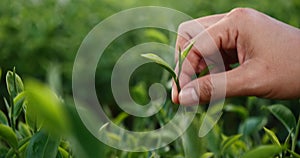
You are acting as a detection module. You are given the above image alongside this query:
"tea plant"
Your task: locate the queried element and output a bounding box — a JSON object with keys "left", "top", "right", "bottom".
{"left": 0, "top": 68, "right": 72, "bottom": 158}
{"left": 141, "top": 42, "right": 194, "bottom": 92}
{"left": 140, "top": 46, "right": 300, "bottom": 158}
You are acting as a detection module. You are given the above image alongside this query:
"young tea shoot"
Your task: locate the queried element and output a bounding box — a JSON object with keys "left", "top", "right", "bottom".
{"left": 141, "top": 42, "right": 194, "bottom": 92}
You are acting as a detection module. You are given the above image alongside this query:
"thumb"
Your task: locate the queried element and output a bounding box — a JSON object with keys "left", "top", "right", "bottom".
{"left": 178, "top": 63, "right": 258, "bottom": 105}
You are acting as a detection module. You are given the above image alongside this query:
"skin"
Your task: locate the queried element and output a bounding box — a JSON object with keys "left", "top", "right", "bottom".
{"left": 172, "top": 8, "right": 300, "bottom": 106}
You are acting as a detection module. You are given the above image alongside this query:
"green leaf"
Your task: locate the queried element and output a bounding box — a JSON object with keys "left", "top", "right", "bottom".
{"left": 287, "top": 149, "right": 300, "bottom": 158}
{"left": 25, "top": 79, "right": 68, "bottom": 134}
{"left": 6, "top": 70, "right": 24, "bottom": 98}
{"left": 283, "top": 129, "right": 292, "bottom": 149}
{"left": 198, "top": 65, "right": 214, "bottom": 77}
{"left": 241, "top": 145, "right": 282, "bottom": 158}
{"left": 182, "top": 115, "right": 206, "bottom": 158}
{"left": 13, "top": 91, "right": 25, "bottom": 118}
{"left": 113, "top": 112, "right": 129, "bottom": 125}
{"left": 229, "top": 63, "right": 240, "bottom": 69}
{"left": 0, "top": 124, "right": 18, "bottom": 149}
{"left": 18, "top": 137, "right": 31, "bottom": 153}
{"left": 263, "top": 127, "right": 281, "bottom": 146}
{"left": 239, "top": 117, "right": 267, "bottom": 136}
{"left": 18, "top": 122, "right": 32, "bottom": 138}
{"left": 25, "top": 98, "right": 43, "bottom": 132}
{"left": 58, "top": 147, "right": 69, "bottom": 158}
{"left": 181, "top": 42, "right": 194, "bottom": 60}
{"left": 223, "top": 104, "right": 249, "bottom": 120}
{"left": 141, "top": 53, "right": 176, "bottom": 80}
{"left": 144, "top": 29, "right": 168, "bottom": 44}
{"left": 3, "top": 97, "right": 10, "bottom": 116}
{"left": 292, "top": 115, "right": 300, "bottom": 151}
{"left": 221, "top": 134, "right": 242, "bottom": 154}
{"left": 267, "top": 104, "right": 296, "bottom": 134}
{"left": 178, "top": 43, "right": 194, "bottom": 91}
{"left": 0, "top": 110, "right": 8, "bottom": 125}
{"left": 26, "top": 131, "right": 60, "bottom": 158}
{"left": 6, "top": 148, "right": 15, "bottom": 158}
{"left": 200, "top": 152, "right": 214, "bottom": 158}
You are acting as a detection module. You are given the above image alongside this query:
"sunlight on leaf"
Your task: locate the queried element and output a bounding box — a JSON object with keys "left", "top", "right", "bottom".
{"left": 241, "top": 145, "right": 282, "bottom": 158}
{"left": 25, "top": 79, "right": 69, "bottom": 134}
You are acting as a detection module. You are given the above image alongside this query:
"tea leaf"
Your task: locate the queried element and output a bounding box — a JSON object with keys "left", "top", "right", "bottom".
{"left": 0, "top": 110, "right": 8, "bottom": 125}
{"left": 263, "top": 127, "right": 281, "bottom": 146}
{"left": 292, "top": 115, "right": 300, "bottom": 151}
{"left": 223, "top": 104, "right": 249, "bottom": 120}
{"left": 113, "top": 112, "right": 129, "bottom": 125}
{"left": 198, "top": 65, "right": 214, "bottom": 77}
{"left": 26, "top": 131, "right": 60, "bottom": 158}
{"left": 25, "top": 79, "right": 68, "bottom": 134}
{"left": 181, "top": 42, "right": 194, "bottom": 60}
{"left": 6, "top": 70, "right": 24, "bottom": 98}
{"left": 0, "top": 124, "right": 18, "bottom": 149}
{"left": 239, "top": 117, "right": 267, "bottom": 136}
{"left": 182, "top": 115, "right": 206, "bottom": 158}
{"left": 287, "top": 149, "right": 300, "bottom": 158}
{"left": 141, "top": 53, "right": 176, "bottom": 80}
{"left": 241, "top": 145, "right": 282, "bottom": 158}
{"left": 200, "top": 152, "right": 214, "bottom": 158}
{"left": 267, "top": 104, "right": 296, "bottom": 134}
{"left": 18, "top": 122, "right": 32, "bottom": 138}
{"left": 58, "top": 147, "right": 69, "bottom": 158}
{"left": 13, "top": 91, "right": 26, "bottom": 118}
{"left": 18, "top": 137, "right": 31, "bottom": 153}
{"left": 144, "top": 29, "right": 168, "bottom": 44}
{"left": 229, "top": 63, "right": 240, "bottom": 69}
{"left": 221, "top": 134, "right": 242, "bottom": 154}
{"left": 178, "top": 43, "right": 193, "bottom": 89}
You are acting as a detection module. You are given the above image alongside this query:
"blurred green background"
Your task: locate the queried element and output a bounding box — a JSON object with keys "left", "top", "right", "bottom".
{"left": 1, "top": 0, "right": 300, "bottom": 157}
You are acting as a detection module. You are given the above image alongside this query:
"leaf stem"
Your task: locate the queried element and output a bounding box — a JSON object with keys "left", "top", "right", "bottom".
{"left": 292, "top": 114, "right": 300, "bottom": 152}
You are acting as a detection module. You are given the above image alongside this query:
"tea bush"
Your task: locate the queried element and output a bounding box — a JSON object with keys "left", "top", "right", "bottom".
{"left": 1, "top": 0, "right": 300, "bottom": 157}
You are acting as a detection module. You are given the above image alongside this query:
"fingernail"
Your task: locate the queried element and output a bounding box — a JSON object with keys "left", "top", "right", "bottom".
{"left": 179, "top": 88, "right": 199, "bottom": 106}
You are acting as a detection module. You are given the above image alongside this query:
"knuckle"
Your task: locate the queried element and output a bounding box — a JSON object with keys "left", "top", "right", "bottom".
{"left": 178, "top": 21, "right": 190, "bottom": 31}
{"left": 199, "top": 78, "right": 214, "bottom": 102}
{"left": 178, "top": 22, "right": 187, "bottom": 34}
{"left": 227, "top": 7, "right": 253, "bottom": 19}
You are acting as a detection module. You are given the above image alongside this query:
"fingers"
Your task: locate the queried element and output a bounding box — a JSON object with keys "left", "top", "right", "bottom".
{"left": 178, "top": 62, "right": 258, "bottom": 105}
{"left": 171, "top": 58, "right": 200, "bottom": 104}
{"left": 175, "top": 13, "right": 226, "bottom": 62}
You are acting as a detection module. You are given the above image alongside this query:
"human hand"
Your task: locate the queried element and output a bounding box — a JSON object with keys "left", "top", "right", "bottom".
{"left": 172, "top": 8, "right": 300, "bottom": 106}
